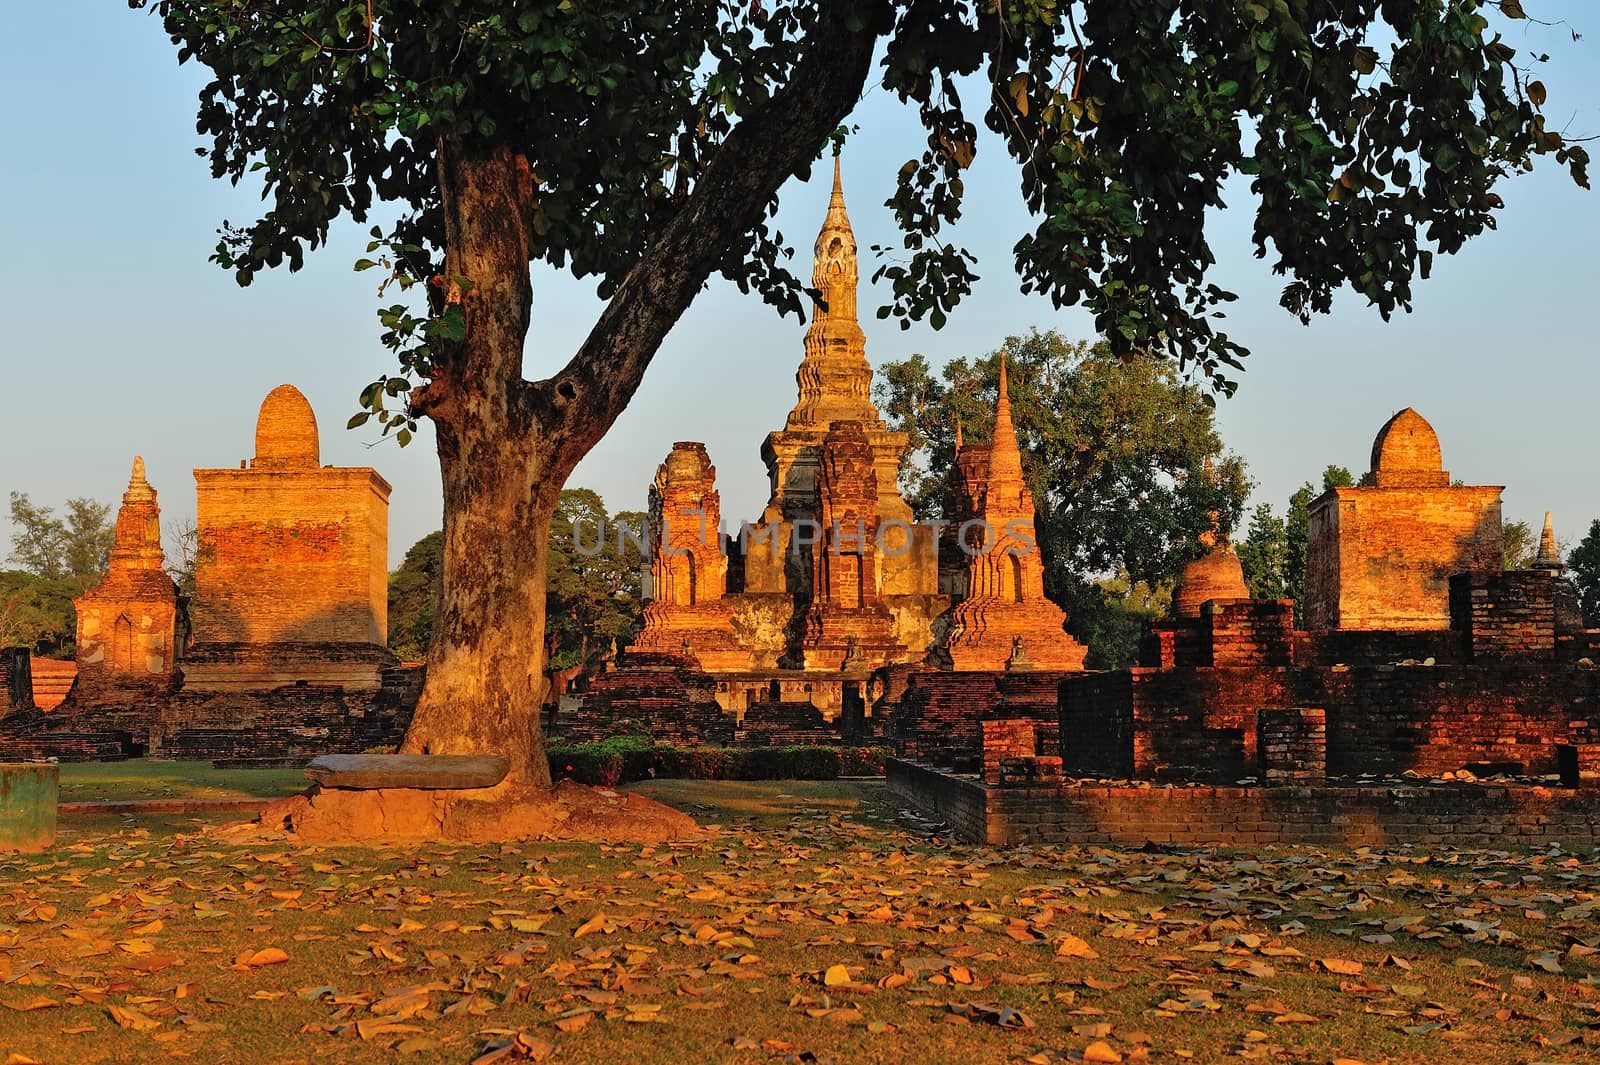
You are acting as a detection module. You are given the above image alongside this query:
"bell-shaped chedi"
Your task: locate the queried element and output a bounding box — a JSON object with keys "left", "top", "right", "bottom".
{"left": 72, "top": 457, "right": 182, "bottom": 697}
{"left": 1172, "top": 471, "right": 1251, "bottom": 617}
{"left": 628, "top": 442, "right": 748, "bottom": 671}
{"left": 1305, "top": 406, "right": 1502, "bottom": 631}
{"left": 750, "top": 160, "right": 936, "bottom": 599}
{"left": 183, "top": 383, "right": 394, "bottom": 691}
{"left": 943, "top": 358, "right": 1087, "bottom": 671}
{"left": 801, "top": 420, "right": 908, "bottom": 671}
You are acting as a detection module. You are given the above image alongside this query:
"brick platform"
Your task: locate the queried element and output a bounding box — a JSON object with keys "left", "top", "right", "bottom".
{"left": 888, "top": 758, "right": 1600, "bottom": 847}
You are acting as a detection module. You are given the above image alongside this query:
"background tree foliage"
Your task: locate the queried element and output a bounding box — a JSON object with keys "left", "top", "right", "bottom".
{"left": 1237, "top": 464, "right": 1353, "bottom": 622}
{"left": 1501, "top": 518, "right": 1535, "bottom": 570}
{"left": 877, "top": 330, "right": 1249, "bottom": 666}
{"left": 388, "top": 490, "right": 644, "bottom": 671}
{"left": 2, "top": 493, "right": 115, "bottom": 658}
{"left": 1569, "top": 519, "right": 1600, "bottom": 627}
{"left": 545, "top": 490, "right": 646, "bottom": 673}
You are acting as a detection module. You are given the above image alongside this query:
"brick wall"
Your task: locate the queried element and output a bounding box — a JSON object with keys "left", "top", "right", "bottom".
{"left": 981, "top": 719, "right": 1035, "bottom": 783}
{"left": 1062, "top": 667, "right": 1294, "bottom": 781}
{"left": 1258, "top": 708, "right": 1326, "bottom": 783}
{"left": 192, "top": 467, "right": 390, "bottom": 647}
{"left": 1305, "top": 485, "right": 1502, "bottom": 631}
{"left": 888, "top": 759, "right": 1600, "bottom": 847}
{"left": 1062, "top": 659, "right": 1600, "bottom": 781}
{"left": 1450, "top": 571, "right": 1557, "bottom": 660}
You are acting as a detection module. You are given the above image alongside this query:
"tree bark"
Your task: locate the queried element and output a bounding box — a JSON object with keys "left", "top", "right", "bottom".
{"left": 399, "top": 139, "right": 555, "bottom": 788}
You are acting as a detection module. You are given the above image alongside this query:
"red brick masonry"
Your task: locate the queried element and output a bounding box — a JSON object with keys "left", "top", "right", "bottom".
{"left": 887, "top": 758, "right": 1600, "bottom": 847}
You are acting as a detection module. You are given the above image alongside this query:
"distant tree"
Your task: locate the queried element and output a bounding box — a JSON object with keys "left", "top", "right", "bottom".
{"left": 0, "top": 571, "right": 78, "bottom": 658}
{"left": 6, "top": 493, "right": 113, "bottom": 585}
{"left": 1569, "top": 520, "right": 1600, "bottom": 627}
{"left": 1062, "top": 574, "right": 1172, "bottom": 671}
{"left": 1237, "top": 503, "right": 1290, "bottom": 600}
{"left": 877, "top": 331, "right": 1249, "bottom": 664}
{"left": 1238, "top": 466, "right": 1354, "bottom": 624}
{"left": 137, "top": 0, "right": 1589, "bottom": 788}
{"left": 387, "top": 490, "right": 645, "bottom": 673}
{"left": 388, "top": 531, "right": 444, "bottom": 662}
{"left": 163, "top": 517, "right": 199, "bottom": 598}
{"left": 1501, "top": 519, "right": 1536, "bottom": 570}
{"left": 546, "top": 490, "right": 644, "bottom": 673}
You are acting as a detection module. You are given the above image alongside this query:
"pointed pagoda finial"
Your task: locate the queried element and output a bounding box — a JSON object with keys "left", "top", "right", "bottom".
{"left": 987, "top": 352, "right": 1023, "bottom": 481}
{"left": 124, "top": 455, "right": 155, "bottom": 503}
{"left": 954, "top": 417, "right": 964, "bottom": 452}
{"left": 832, "top": 153, "right": 844, "bottom": 202}
{"left": 1536, "top": 511, "right": 1561, "bottom": 570}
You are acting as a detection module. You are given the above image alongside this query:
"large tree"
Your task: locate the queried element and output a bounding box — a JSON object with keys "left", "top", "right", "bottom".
{"left": 136, "top": 0, "right": 1587, "bottom": 787}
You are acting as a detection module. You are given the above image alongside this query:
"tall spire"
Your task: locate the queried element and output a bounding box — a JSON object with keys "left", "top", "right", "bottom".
{"left": 1536, "top": 511, "right": 1562, "bottom": 570}
{"left": 987, "top": 353, "right": 1023, "bottom": 483}
{"left": 954, "top": 417, "right": 964, "bottom": 453}
{"left": 782, "top": 155, "right": 877, "bottom": 431}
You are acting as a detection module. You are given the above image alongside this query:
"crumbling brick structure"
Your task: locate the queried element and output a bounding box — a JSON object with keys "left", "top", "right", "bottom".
{"left": 1305, "top": 408, "right": 1502, "bottom": 631}
{"left": 71, "top": 457, "right": 182, "bottom": 702}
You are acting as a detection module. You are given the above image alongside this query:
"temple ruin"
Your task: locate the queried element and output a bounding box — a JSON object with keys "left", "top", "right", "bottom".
{"left": 0, "top": 385, "right": 415, "bottom": 763}
{"left": 579, "top": 161, "right": 1087, "bottom": 742}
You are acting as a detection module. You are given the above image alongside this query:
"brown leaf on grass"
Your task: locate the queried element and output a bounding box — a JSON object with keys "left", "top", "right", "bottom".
{"left": 573, "top": 913, "right": 609, "bottom": 938}
{"left": 823, "top": 964, "right": 851, "bottom": 987}
{"left": 237, "top": 947, "right": 289, "bottom": 967}
{"left": 1056, "top": 934, "right": 1100, "bottom": 960}
{"left": 1319, "top": 958, "right": 1363, "bottom": 975}
{"left": 107, "top": 1004, "right": 161, "bottom": 1032}
{"left": 1083, "top": 1041, "right": 1123, "bottom": 1063}
{"left": 2, "top": 996, "right": 58, "bottom": 1012}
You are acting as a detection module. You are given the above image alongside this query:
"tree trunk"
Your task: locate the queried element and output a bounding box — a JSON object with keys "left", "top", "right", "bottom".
{"left": 399, "top": 140, "right": 557, "bottom": 789}
{"left": 398, "top": 5, "right": 880, "bottom": 792}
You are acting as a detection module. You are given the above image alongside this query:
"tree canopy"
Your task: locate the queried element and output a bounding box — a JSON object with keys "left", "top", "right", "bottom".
{"left": 7, "top": 493, "right": 113, "bottom": 585}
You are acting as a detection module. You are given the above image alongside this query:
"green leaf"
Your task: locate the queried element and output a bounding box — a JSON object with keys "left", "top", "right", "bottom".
{"left": 347, "top": 412, "right": 371, "bottom": 429}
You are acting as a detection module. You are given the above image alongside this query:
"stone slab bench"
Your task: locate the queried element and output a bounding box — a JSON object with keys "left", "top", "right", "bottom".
{"left": 305, "top": 754, "right": 510, "bottom": 791}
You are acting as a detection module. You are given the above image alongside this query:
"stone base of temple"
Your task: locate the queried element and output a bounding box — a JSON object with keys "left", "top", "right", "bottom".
{"left": 944, "top": 603, "right": 1088, "bottom": 672}
{"left": 570, "top": 653, "right": 735, "bottom": 745}
{"left": 0, "top": 657, "right": 421, "bottom": 764}
{"left": 252, "top": 779, "right": 700, "bottom": 844}
{"left": 178, "top": 642, "right": 393, "bottom": 692}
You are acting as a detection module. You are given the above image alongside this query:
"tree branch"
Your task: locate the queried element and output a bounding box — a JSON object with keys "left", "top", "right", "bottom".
{"left": 537, "top": 0, "right": 886, "bottom": 478}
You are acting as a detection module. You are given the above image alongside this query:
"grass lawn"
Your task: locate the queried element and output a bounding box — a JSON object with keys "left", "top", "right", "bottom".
{"left": 56, "top": 760, "right": 309, "bottom": 803}
{"left": 0, "top": 778, "right": 1595, "bottom": 1064}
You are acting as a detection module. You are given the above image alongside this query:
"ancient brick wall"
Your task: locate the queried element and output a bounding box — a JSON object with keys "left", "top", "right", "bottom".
{"left": 1450, "top": 571, "right": 1557, "bottom": 661}
{"left": 1258, "top": 708, "right": 1327, "bottom": 783}
{"left": 1062, "top": 667, "right": 1293, "bottom": 781}
{"left": 888, "top": 672, "right": 1002, "bottom": 757}
{"left": 572, "top": 654, "right": 735, "bottom": 746}
{"left": 888, "top": 760, "right": 1600, "bottom": 847}
{"left": 981, "top": 719, "right": 1035, "bottom": 784}
{"left": 1301, "top": 663, "right": 1600, "bottom": 776}
{"left": 1063, "top": 659, "right": 1600, "bottom": 781}
{"left": 192, "top": 467, "right": 391, "bottom": 648}
{"left": 1207, "top": 601, "right": 1296, "bottom": 667}
{"left": 1305, "top": 484, "right": 1502, "bottom": 631}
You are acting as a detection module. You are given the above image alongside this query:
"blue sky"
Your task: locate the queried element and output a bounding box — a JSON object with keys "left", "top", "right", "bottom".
{"left": 3, "top": 3, "right": 1598, "bottom": 567}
